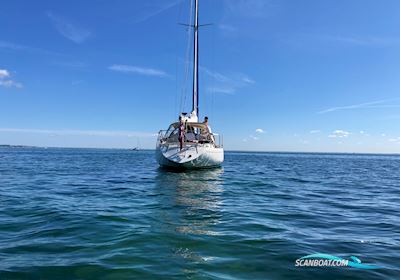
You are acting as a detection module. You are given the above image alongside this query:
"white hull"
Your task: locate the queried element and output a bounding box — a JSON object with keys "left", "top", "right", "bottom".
{"left": 156, "top": 144, "right": 223, "bottom": 169}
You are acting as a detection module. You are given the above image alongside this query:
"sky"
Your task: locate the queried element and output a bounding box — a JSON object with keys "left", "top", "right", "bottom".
{"left": 1, "top": 0, "right": 400, "bottom": 153}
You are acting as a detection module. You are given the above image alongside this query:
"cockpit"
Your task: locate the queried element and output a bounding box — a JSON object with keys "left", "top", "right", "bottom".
{"left": 163, "top": 122, "right": 214, "bottom": 144}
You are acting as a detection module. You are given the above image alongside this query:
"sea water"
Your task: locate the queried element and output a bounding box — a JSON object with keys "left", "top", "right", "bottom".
{"left": 0, "top": 147, "right": 399, "bottom": 279}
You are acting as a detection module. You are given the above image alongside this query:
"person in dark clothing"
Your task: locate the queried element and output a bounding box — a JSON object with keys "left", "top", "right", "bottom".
{"left": 178, "top": 116, "right": 185, "bottom": 150}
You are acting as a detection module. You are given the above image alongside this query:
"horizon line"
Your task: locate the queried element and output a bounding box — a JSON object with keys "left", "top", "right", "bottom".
{"left": 1, "top": 144, "right": 399, "bottom": 156}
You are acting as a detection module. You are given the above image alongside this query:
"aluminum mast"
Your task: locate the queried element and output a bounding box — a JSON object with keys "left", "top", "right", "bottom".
{"left": 192, "top": 0, "right": 199, "bottom": 117}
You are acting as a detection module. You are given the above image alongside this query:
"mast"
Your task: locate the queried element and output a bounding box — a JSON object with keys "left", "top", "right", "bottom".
{"left": 192, "top": 0, "right": 199, "bottom": 117}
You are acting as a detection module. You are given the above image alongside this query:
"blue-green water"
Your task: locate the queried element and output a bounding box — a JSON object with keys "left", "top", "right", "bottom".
{"left": 0, "top": 148, "right": 399, "bottom": 279}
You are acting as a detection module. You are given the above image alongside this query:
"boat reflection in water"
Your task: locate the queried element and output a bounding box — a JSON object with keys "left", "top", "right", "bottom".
{"left": 153, "top": 167, "right": 224, "bottom": 264}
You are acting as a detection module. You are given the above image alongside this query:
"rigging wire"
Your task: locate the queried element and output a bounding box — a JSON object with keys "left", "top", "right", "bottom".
{"left": 210, "top": 0, "right": 216, "bottom": 121}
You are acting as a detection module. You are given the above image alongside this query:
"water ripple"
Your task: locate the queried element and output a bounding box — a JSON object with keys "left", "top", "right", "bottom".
{"left": 0, "top": 148, "right": 399, "bottom": 279}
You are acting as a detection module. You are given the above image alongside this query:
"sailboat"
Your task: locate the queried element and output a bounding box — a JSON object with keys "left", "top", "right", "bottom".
{"left": 131, "top": 138, "right": 140, "bottom": 151}
{"left": 156, "top": 0, "right": 224, "bottom": 169}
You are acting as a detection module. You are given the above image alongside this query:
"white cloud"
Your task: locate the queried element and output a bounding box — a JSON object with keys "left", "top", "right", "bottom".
{"left": 322, "top": 35, "right": 400, "bottom": 47}
{"left": 0, "top": 68, "right": 22, "bottom": 89}
{"left": 224, "top": 0, "right": 275, "bottom": 19}
{"left": 52, "top": 61, "right": 88, "bottom": 68}
{"left": 109, "top": 64, "right": 169, "bottom": 78}
{"left": 319, "top": 98, "right": 400, "bottom": 114}
{"left": 328, "top": 130, "right": 350, "bottom": 138}
{"left": 388, "top": 137, "right": 400, "bottom": 143}
{"left": 0, "top": 80, "right": 23, "bottom": 88}
{"left": 218, "top": 24, "right": 236, "bottom": 33}
{"left": 239, "top": 74, "right": 255, "bottom": 84}
{"left": 202, "top": 66, "right": 255, "bottom": 95}
{"left": 71, "top": 80, "right": 84, "bottom": 86}
{"left": 201, "top": 67, "right": 230, "bottom": 83}
{"left": 243, "top": 129, "right": 265, "bottom": 142}
{"left": 47, "top": 12, "right": 91, "bottom": 44}
{"left": 0, "top": 40, "right": 61, "bottom": 56}
{"left": 249, "top": 135, "right": 259, "bottom": 140}
{"left": 0, "top": 69, "right": 10, "bottom": 79}
{"left": 291, "top": 34, "right": 400, "bottom": 50}
{"left": 133, "top": 0, "right": 182, "bottom": 24}
{"left": 208, "top": 86, "right": 235, "bottom": 95}
{"left": 0, "top": 41, "right": 26, "bottom": 51}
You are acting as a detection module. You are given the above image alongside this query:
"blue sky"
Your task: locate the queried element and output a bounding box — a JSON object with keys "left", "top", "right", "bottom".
{"left": 1, "top": 0, "right": 400, "bottom": 153}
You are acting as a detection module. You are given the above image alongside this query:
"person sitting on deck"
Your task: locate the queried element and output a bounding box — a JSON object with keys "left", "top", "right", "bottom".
{"left": 202, "top": 116, "right": 215, "bottom": 143}
{"left": 203, "top": 116, "right": 211, "bottom": 133}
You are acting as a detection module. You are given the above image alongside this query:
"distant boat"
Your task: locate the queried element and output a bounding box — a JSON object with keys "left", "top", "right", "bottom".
{"left": 131, "top": 138, "right": 140, "bottom": 151}
{"left": 156, "top": 0, "right": 224, "bottom": 169}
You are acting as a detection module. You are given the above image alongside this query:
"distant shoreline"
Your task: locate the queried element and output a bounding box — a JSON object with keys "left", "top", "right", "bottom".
{"left": 1, "top": 144, "right": 399, "bottom": 156}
